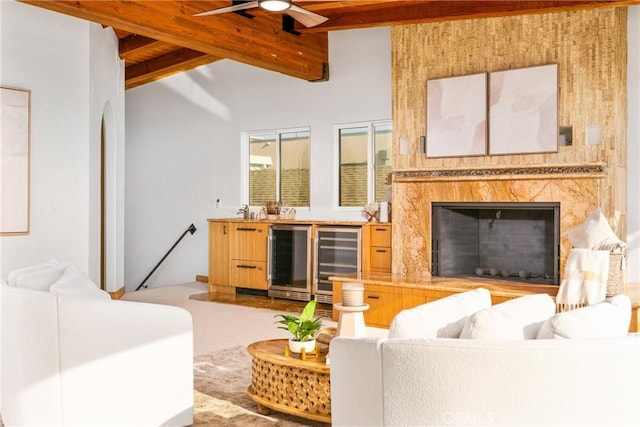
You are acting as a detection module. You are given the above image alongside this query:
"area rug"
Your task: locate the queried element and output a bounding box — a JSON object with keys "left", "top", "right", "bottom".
{"left": 193, "top": 345, "right": 327, "bottom": 426}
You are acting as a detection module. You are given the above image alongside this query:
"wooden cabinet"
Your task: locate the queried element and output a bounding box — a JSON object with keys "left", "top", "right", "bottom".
{"left": 332, "top": 281, "right": 403, "bottom": 328}
{"left": 208, "top": 219, "right": 394, "bottom": 297}
{"left": 208, "top": 220, "right": 269, "bottom": 292}
{"left": 401, "top": 287, "right": 451, "bottom": 309}
{"left": 362, "top": 284, "right": 403, "bottom": 327}
{"left": 331, "top": 274, "right": 562, "bottom": 328}
{"left": 229, "top": 222, "right": 269, "bottom": 290}
{"left": 209, "top": 221, "right": 230, "bottom": 289}
{"left": 362, "top": 224, "right": 392, "bottom": 273}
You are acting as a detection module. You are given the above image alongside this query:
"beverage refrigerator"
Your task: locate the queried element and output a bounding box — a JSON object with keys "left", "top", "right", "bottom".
{"left": 314, "top": 226, "right": 362, "bottom": 304}
{"left": 267, "top": 225, "right": 313, "bottom": 302}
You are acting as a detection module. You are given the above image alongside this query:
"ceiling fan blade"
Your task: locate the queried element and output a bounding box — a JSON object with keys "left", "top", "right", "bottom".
{"left": 193, "top": 1, "right": 259, "bottom": 17}
{"left": 286, "top": 4, "right": 328, "bottom": 28}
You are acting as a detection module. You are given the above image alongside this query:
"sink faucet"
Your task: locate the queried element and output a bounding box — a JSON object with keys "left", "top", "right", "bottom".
{"left": 237, "top": 204, "right": 250, "bottom": 220}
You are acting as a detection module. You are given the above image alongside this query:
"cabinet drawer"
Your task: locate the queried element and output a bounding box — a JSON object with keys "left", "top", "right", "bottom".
{"left": 370, "top": 246, "right": 391, "bottom": 272}
{"left": 369, "top": 225, "right": 391, "bottom": 247}
{"left": 230, "top": 223, "right": 268, "bottom": 261}
{"left": 230, "top": 260, "right": 267, "bottom": 290}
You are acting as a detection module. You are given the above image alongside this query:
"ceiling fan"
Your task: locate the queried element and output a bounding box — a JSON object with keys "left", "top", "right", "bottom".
{"left": 194, "top": 0, "right": 329, "bottom": 28}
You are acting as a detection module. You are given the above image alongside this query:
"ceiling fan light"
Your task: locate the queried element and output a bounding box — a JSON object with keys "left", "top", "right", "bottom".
{"left": 259, "top": 0, "right": 291, "bottom": 12}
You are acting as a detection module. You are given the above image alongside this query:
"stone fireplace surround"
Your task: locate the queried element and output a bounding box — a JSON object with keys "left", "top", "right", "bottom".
{"left": 392, "top": 163, "right": 606, "bottom": 282}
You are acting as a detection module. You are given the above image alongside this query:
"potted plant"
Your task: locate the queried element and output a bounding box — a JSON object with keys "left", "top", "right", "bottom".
{"left": 274, "top": 298, "right": 323, "bottom": 354}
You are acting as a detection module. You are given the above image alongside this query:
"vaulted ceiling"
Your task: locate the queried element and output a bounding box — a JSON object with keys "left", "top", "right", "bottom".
{"left": 20, "top": 0, "right": 640, "bottom": 89}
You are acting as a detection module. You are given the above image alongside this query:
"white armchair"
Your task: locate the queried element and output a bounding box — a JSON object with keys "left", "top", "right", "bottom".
{"left": 1, "top": 262, "right": 194, "bottom": 426}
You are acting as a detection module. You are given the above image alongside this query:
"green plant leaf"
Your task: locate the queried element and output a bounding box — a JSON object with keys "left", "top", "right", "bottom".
{"left": 299, "top": 298, "right": 317, "bottom": 323}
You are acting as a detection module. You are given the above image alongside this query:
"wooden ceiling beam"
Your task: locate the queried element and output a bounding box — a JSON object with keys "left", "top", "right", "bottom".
{"left": 119, "top": 34, "right": 163, "bottom": 59}
{"left": 20, "top": 0, "right": 328, "bottom": 81}
{"left": 125, "top": 48, "right": 221, "bottom": 89}
{"left": 301, "top": 0, "right": 640, "bottom": 32}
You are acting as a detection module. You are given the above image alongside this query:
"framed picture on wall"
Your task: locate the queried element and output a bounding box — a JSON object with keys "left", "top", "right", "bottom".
{"left": 489, "top": 64, "right": 558, "bottom": 155}
{"left": 1, "top": 86, "right": 31, "bottom": 235}
{"left": 426, "top": 72, "right": 487, "bottom": 158}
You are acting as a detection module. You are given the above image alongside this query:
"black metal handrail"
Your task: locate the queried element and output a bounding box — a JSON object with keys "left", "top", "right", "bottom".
{"left": 136, "top": 223, "right": 197, "bottom": 291}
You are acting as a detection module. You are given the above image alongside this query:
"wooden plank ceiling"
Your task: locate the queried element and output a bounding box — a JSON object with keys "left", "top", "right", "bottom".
{"left": 20, "top": 0, "right": 640, "bottom": 89}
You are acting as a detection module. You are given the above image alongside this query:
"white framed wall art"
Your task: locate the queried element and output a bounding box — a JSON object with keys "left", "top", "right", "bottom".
{"left": 1, "top": 86, "right": 31, "bottom": 235}
{"left": 488, "top": 64, "right": 558, "bottom": 155}
{"left": 426, "top": 72, "right": 487, "bottom": 158}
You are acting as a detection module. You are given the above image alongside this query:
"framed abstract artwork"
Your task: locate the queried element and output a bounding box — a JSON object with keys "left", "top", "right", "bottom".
{"left": 489, "top": 64, "right": 558, "bottom": 155}
{"left": 1, "top": 86, "right": 31, "bottom": 235}
{"left": 426, "top": 72, "right": 487, "bottom": 158}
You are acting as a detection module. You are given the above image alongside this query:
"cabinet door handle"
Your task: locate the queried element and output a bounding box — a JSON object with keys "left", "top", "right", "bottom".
{"left": 367, "top": 295, "right": 380, "bottom": 300}
{"left": 266, "top": 234, "right": 273, "bottom": 280}
{"left": 237, "top": 265, "right": 257, "bottom": 269}
{"left": 375, "top": 228, "right": 387, "bottom": 232}
{"left": 375, "top": 249, "right": 388, "bottom": 253}
{"left": 236, "top": 227, "right": 257, "bottom": 231}
{"left": 223, "top": 225, "right": 227, "bottom": 235}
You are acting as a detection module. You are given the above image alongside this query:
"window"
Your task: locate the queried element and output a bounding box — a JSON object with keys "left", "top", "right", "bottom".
{"left": 336, "top": 121, "right": 392, "bottom": 207}
{"left": 244, "top": 128, "right": 310, "bottom": 207}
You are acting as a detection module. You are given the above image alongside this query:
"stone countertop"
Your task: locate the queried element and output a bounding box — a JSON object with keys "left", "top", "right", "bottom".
{"left": 329, "top": 271, "right": 560, "bottom": 298}
{"left": 207, "top": 218, "right": 389, "bottom": 226}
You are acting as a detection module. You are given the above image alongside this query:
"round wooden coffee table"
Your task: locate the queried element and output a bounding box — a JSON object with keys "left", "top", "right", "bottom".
{"left": 247, "top": 339, "right": 331, "bottom": 423}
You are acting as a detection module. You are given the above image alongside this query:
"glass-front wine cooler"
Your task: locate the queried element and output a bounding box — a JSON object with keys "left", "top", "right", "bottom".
{"left": 268, "top": 225, "right": 312, "bottom": 302}
{"left": 314, "top": 226, "right": 361, "bottom": 304}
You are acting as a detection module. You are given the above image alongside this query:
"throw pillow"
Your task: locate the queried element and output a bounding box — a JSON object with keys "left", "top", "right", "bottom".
{"left": 14, "top": 261, "right": 70, "bottom": 291}
{"left": 536, "top": 294, "right": 631, "bottom": 339}
{"left": 565, "top": 207, "right": 619, "bottom": 249}
{"left": 49, "top": 265, "right": 111, "bottom": 299}
{"left": 7, "top": 259, "right": 61, "bottom": 286}
{"left": 460, "top": 293, "right": 556, "bottom": 340}
{"left": 388, "top": 288, "right": 492, "bottom": 339}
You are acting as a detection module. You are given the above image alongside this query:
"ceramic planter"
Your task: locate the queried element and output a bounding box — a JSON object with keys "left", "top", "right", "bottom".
{"left": 288, "top": 338, "right": 316, "bottom": 354}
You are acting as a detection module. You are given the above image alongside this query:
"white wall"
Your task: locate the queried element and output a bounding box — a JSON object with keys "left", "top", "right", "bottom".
{"left": 628, "top": 6, "right": 640, "bottom": 283}
{"left": 0, "top": 0, "right": 125, "bottom": 290}
{"left": 125, "top": 27, "right": 392, "bottom": 289}
{"left": 88, "top": 22, "right": 126, "bottom": 291}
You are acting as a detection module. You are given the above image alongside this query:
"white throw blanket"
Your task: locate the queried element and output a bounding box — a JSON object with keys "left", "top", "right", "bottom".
{"left": 556, "top": 249, "right": 610, "bottom": 312}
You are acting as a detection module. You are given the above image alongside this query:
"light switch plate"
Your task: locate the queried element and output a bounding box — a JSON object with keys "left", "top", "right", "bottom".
{"left": 586, "top": 124, "right": 603, "bottom": 145}
{"left": 399, "top": 137, "right": 410, "bottom": 155}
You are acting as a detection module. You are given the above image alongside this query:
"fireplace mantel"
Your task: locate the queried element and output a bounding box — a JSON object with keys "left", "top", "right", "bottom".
{"left": 394, "top": 163, "right": 606, "bottom": 183}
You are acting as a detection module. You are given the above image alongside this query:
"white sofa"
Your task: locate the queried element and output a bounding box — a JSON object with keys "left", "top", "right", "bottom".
{"left": 330, "top": 289, "right": 640, "bottom": 426}
{"left": 1, "top": 262, "right": 194, "bottom": 427}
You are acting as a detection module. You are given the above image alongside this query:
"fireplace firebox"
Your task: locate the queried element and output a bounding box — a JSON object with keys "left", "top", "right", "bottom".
{"left": 431, "top": 202, "right": 560, "bottom": 284}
